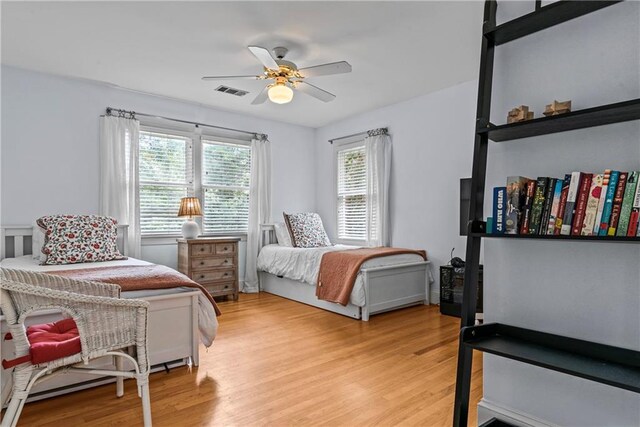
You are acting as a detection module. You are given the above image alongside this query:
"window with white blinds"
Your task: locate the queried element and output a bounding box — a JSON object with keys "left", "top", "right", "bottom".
{"left": 336, "top": 143, "right": 367, "bottom": 241}
{"left": 139, "top": 130, "right": 192, "bottom": 235}
{"left": 202, "top": 139, "right": 251, "bottom": 233}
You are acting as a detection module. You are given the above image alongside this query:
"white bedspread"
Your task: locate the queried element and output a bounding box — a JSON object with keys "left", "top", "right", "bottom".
{"left": 0, "top": 256, "right": 218, "bottom": 346}
{"left": 256, "top": 244, "right": 426, "bottom": 307}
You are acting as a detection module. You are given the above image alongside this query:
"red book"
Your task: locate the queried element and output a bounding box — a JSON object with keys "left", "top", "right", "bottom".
{"left": 571, "top": 173, "right": 593, "bottom": 235}
{"left": 607, "top": 172, "right": 628, "bottom": 236}
{"left": 627, "top": 176, "right": 640, "bottom": 236}
{"left": 520, "top": 180, "right": 536, "bottom": 234}
{"left": 554, "top": 174, "right": 571, "bottom": 235}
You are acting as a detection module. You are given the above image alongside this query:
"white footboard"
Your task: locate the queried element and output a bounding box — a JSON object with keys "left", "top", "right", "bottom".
{"left": 361, "top": 261, "right": 430, "bottom": 321}
{"left": 1, "top": 290, "right": 200, "bottom": 405}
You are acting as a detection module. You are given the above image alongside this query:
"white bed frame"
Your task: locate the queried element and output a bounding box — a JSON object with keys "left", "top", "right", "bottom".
{"left": 259, "top": 225, "right": 432, "bottom": 321}
{"left": 1, "top": 225, "right": 200, "bottom": 405}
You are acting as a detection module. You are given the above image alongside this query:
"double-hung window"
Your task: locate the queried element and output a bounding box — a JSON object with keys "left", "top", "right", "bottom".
{"left": 201, "top": 138, "right": 251, "bottom": 234}
{"left": 336, "top": 141, "right": 367, "bottom": 242}
{"left": 138, "top": 129, "right": 192, "bottom": 235}
{"left": 137, "top": 123, "right": 252, "bottom": 237}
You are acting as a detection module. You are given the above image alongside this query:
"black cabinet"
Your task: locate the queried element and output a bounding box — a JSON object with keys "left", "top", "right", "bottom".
{"left": 440, "top": 265, "right": 483, "bottom": 318}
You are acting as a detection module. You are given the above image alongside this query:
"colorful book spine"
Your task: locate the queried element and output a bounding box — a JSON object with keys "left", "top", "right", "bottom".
{"left": 560, "top": 172, "right": 583, "bottom": 235}
{"left": 520, "top": 180, "right": 537, "bottom": 234}
{"left": 540, "top": 178, "right": 556, "bottom": 235}
{"left": 492, "top": 187, "right": 507, "bottom": 234}
{"left": 529, "top": 177, "right": 548, "bottom": 234}
{"left": 628, "top": 177, "right": 640, "bottom": 237}
{"left": 598, "top": 171, "right": 620, "bottom": 236}
{"left": 506, "top": 176, "right": 530, "bottom": 234}
{"left": 571, "top": 173, "right": 592, "bottom": 235}
{"left": 546, "top": 179, "right": 563, "bottom": 235}
{"left": 593, "top": 169, "right": 611, "bottom": 235}
{"left": 616, "top": 171, "right": 638, "bottom": 236}
{"left": 581, "top": 174, "right": 603, "bottom": 236}
{"left": 554, "top": 174, "right": 571, "bottom": 235}
{"left": 607, "top": 172, "right": 628, "bottom": 236}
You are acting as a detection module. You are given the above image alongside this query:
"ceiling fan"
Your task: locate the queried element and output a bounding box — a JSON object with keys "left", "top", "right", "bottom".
{"left": 202, "top": 46, "right": 352, "bottom": 105}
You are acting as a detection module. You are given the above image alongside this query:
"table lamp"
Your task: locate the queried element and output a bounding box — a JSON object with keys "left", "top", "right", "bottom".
{"left": 178, "top": 197, "right": 202, "bottom": 239}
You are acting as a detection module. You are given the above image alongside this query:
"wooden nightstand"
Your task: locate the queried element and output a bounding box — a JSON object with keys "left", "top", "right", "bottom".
{"left": 177, "top": 237, "right": 240, "bottom": 301}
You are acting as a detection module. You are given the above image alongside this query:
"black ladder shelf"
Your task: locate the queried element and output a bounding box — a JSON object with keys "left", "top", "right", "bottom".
{"left": 453, "top": 1, "right": 640, "bottom": 426}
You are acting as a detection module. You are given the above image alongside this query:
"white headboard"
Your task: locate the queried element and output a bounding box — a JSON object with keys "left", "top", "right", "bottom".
{"left": 1, "top": 225, "right": 129, "bottom": 260}
{"left": 261, "top": 224, "right": 276, "bottom": 248}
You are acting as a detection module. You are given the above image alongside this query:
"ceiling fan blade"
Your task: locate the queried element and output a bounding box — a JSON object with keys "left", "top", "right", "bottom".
{"left": 202, "top": 75, "right": 260, "bottom": 81}
{"left": 248, "top": 46, "right": 280, "bottom": 70}
{"left": 251, "top": 86, "right": 270, "bottom": 105}
{"left": 295, "top": 81, "right": 336, "bottom": 103}
{"left": 299, "top": 61, "right": 352, "bottom": 78}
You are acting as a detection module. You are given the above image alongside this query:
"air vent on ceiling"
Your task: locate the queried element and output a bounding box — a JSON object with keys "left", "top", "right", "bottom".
{"left": 214, "top": 85, "right": 249, "bottom": 97}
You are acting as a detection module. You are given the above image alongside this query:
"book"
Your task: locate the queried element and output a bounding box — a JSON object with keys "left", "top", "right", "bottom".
{"left": 581, "top": 174, "right": 604, "bottom": 236}
{"left": 628, "top": 177, "right": 640, "bottom": 236}
{"left": 492, "top": 187, "right": 507, "bottom": 234}
{"left": 520, "top": 180, "right": 537, "bottom": 234}
{"left": 593, "top": 169, "right": 611, "bottom": 235}
{"left": 505, "top": 176, "right": 530, "bottom": 234}
{"left": 616, "top": 171, "right": 638, "bottom": 236}
{"left": 560, "top": 172, "right": 583, "bottom": 235}
{"left": 571, "top": 173, "right": 592, "bottom": 235}
{"left": 540, "top": 178, "right": 557, "bottom": 235}
{"left": 607, "top": 172, "right": 628, "bottom": 236}
{"left": 598, "top": 170, "right": 619, "bottom": 236}
{"left": 529, "top": 177, "right": 548, "bottom": 234}
{"left": 546, "top": 179, "right": 563, "bottom": 235}
{"left": 554, "top": 174, "right": 572, "bottom": 235}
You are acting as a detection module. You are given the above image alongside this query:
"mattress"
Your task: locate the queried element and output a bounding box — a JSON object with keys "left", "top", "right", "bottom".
{"left": 0, "top": 256, "right": 218, "bottom": 346}
{"left": 256, "top": 244, "right": 426, "bottom": 307}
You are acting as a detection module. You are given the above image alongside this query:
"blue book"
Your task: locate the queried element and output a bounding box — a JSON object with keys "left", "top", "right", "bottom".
{"left": 493, "top": 187, "right": 507, "bottom": 234}
{"left": 598, "top": 170, "right": 620, "bottom": 236}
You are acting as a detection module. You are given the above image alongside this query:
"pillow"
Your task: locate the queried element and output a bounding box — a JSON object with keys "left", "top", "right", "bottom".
{"left": 32, "top": 223, "right": 46, "bottom": 261}
{"left": 36, "top": 215, "right": 126, "bottom": 265}
{"left": 274, "top": 222, "right": 293, "bottom": 247}
{"left": 283, "top": 212, "right": 331, "bottom": 248}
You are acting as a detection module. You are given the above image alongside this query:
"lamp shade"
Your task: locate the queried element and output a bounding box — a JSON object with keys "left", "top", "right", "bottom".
{"left": 268, "top": 84, "right": 294, "bottom": 104}
{"left": 178, "top": 197, "right": 202, "bottom": 217}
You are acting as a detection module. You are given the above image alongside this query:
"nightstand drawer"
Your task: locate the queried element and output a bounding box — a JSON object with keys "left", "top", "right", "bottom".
{"left": 192, "top": 269, "right": 235, "bottom": 283}
{"left": 215, "top": 243, "right": 236, "bottom": 255}
{"left": 191, "top": 257, "right": 234, "bottom": 270}
{"left": 192, "top": 244, "right": 214, "bottom": 256}
{"left": 205, "top": 281, "right": 235, "bottom": 295}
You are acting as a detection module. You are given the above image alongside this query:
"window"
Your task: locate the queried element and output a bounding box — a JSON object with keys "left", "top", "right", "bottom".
{"left": 137, "top": 125, "right": 252, "bottom": 237}
{"left": 139, "top": 130, "right": 192, "bottom": 235}
{"left": 336, "top": 142, "right": 367, "bottom": 241}
{"left": 202, "top": 139, "right": 251, "bottom": 233}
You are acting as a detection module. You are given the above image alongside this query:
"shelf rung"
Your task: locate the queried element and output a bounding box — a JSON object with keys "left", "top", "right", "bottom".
{"left": 462, "top": 323, "right": 640, "bottom": 393}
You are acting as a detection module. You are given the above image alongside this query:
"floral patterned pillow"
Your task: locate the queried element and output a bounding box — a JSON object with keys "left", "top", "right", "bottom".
{"left": 36, "top": 215, "right": 126, "bottom": 265}
{"left": 283, "top": 212, "right": 331, "bottom": 248}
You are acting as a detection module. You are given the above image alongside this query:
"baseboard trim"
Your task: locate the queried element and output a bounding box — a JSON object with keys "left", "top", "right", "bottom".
{"left": 478, "top": 399, "right": 554, "bottom": 427}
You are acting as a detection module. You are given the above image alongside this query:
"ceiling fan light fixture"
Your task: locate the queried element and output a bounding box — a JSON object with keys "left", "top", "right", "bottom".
{"left": 268, "top": 82, "right": 293, "bottom": 104}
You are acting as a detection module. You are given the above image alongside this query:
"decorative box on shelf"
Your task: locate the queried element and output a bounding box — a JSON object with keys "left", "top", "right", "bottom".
{"left": 439, "top": 265, "right": 483, "bottom": 318}
{"left": 177, "top": 237, "right": 240, "bottom": 301}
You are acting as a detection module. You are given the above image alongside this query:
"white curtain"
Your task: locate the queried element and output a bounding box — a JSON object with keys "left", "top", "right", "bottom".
{"left": 365, "top": 131, "right": 391, "bottom": 247}
{"left": 99, "top": 115, "right": 141, "bottom": 258}
{"left": 243, "top": 136, "right": 272, "bottom": 293}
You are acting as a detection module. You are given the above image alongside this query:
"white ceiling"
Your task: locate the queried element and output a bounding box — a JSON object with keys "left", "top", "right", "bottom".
{"left": 1, "top": 1, "right": 483, "bottom": 128}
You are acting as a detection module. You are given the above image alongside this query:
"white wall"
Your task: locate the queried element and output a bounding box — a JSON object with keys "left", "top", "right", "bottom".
{"left": 481, "top": 2, "right": 640, "bottom": 426}
{"left": 1, "top": 65, "right": 316, "bottom": 273}
{"left": 314, "top": 80, "right": 478, "bottom": 302}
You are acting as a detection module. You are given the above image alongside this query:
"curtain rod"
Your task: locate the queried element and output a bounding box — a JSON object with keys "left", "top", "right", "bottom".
{"left": 328, "top": 127, "right": 388, "bottom": 144}
{"left": 105, "top": 107, "right": 267, "bottom": 139}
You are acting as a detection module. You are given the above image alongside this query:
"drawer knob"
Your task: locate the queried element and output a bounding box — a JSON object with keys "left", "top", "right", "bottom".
{"left": 200, "top": 248, "right": 205, "bottom": 251}
{"left": 224, "top": 247, "right": 228, "bottom": 251}
{"left": 224, "top": 260, "right": 228, "bottom": 264}
{"left": 224, "top": 285, "right": 229, "bottom": 289}
{"left": 200, "top": 275, "right": 205, "bottom": 279}
{"left": 224, "top": 273, "right": 228, "bottom": 276}
{"left": 200, "top": 261, "right": 204, "bottom": 265}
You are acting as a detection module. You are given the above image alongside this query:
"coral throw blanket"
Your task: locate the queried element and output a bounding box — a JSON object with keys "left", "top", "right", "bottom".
{"left": 48, "top": 264, "right": 221, "bottom": 316}
{"left": 316, "top": 247, "right": 427, "bottom": 306}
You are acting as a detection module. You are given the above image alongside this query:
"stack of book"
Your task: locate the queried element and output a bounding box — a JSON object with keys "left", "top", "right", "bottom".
{"left": 491, "top": 170, "right": 640, "bottom": 237}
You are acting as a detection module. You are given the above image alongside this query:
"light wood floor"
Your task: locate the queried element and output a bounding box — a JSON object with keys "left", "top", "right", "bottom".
{"left": 14, "top": 293, "right": 482, "bottom": 426}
